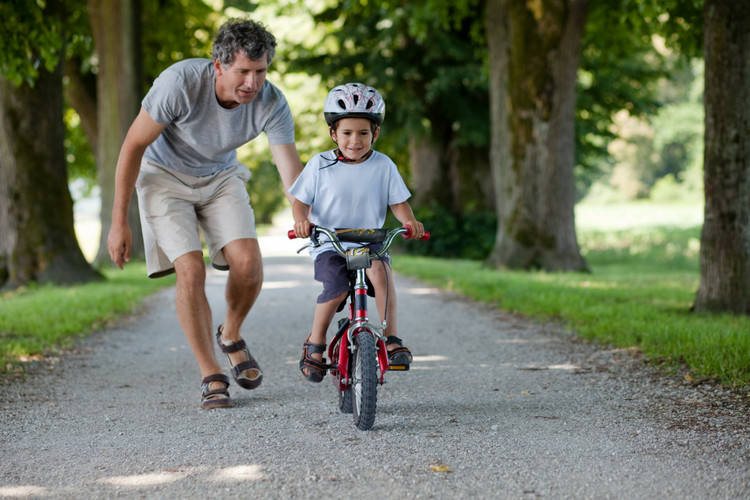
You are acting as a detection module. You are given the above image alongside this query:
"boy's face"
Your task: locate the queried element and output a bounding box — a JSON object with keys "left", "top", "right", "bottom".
{"left": 331, "top": 118, "right": 379, "bottom": 163}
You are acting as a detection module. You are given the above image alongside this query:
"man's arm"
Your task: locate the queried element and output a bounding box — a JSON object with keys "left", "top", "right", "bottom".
{"left": 107, "top": 107, "right": 167, "bottom": 269}
{"left": 269, "top": 142, "right": 304, "bottom": 205}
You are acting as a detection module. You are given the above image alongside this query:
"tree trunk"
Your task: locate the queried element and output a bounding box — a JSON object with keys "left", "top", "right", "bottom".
{"left": 0, "top": 57, "right": 101, "bottom": 289}
{"left": 693, "top": 0, "right": 750, "bottom": 314}
{"left": 409, "top": 132, "right": 494, "bottom": 212}
{"left": 486, "top": 0, "right": 588, "bottom": 271}
{"left": 89, "top": 0, "right": 144, "bottom": 265}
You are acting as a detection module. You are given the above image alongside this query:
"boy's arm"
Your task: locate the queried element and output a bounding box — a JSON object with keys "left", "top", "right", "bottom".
{"left": 292, "top": 198, "right": 312, "bottom": 238}
{"left": 390, "top": 201, "right": 425, "bottom": 240}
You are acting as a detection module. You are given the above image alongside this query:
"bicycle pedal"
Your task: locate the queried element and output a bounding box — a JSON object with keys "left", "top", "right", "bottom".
{"left": 388, "top": 364, "right": 410, "bottom": 371}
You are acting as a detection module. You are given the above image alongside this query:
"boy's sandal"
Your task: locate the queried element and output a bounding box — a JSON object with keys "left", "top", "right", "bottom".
{"left": 200, "top": 374, "right": 233, "bottom": 409}
{"left": 385, "top": 336, "right": 413, "bottom": 365}
{"left": 300, "top": 334, "right": 327, "bottom": 383}
{"left": 216, "top": 325, "right": 263, "bottom": 390}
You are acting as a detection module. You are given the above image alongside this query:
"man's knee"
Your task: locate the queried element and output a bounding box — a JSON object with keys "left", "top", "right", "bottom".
{"left": 174, "top": 252, "right": 207, "bottom": 288}
{"left": 224, "top": 239, "right": 263, "bottom": 283}
{"left": 228, "top": 253, "right": 262, "bottom": 283}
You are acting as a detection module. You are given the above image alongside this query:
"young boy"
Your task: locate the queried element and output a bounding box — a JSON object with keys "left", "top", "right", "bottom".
{"left": 290, "top": 83, "right": 425, "bottom": 383}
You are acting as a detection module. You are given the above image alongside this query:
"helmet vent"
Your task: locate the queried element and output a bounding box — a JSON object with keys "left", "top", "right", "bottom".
{"left": 337, "top": 99, "right": 346, "bottom": 110}
{"left": 366, "top": 101, "right": 373, "bottom": 109}
{"left": 353, "top": 95, "right": 359, "bottom": 105}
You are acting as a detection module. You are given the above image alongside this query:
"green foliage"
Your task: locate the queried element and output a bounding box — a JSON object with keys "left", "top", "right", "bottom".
{"left": 141, "top": 0, "right": 219, "bottom": 91}
{"left": 620, "top": 0, "right": 704, "bottom": 58}
{"left": 284, "top": 0, "right": 490, "bottom": 169}
{"left": 387, "top": 203, "right": 497, "bottom": 260}
{"left": 64, "top": 108, "right": 97, "bottom": 195}
{"left": 0, "top": 0, "right": 64, "bottom": 86}
{"left": 394, "top": 223, "right": 750, "bottom": 387}
{"left": 575, "top": 2, "right": 672, "bottom": 198}
{"left": 584, "top": 59, "right": 704, "bottom": 203}
{"left": 243, "top": 160, "right": 287, "bottom": 225}
{"left": 0, "top": 263, "right": 174, "bottom": 373}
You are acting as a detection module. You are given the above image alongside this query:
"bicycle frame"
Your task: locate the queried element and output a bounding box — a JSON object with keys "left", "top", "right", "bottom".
{"left": 328, "top": 266, "right": 391, "bottom": 391}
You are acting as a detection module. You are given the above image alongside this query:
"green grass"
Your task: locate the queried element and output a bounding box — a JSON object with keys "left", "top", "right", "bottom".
{"left": 0, "top": 263, "right": 175, "bottom": 374}
{"left": 393, "top": 225, "right": 750, "bottom": 387}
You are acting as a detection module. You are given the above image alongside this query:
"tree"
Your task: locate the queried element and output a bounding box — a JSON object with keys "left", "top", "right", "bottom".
{"left": 88, "top": 0, "right": 144, "bottom": 265}
{"left": 693, "top": 0, "right": 750, "bottom": 314}
{"left": 285, "top": 1, "right": 493, "bottom": 213}
{"left": 0, "top": 0, "right": 100, "bottom": 289}
{"left": 485, "top": 0, "right": 589, "bottom": 271}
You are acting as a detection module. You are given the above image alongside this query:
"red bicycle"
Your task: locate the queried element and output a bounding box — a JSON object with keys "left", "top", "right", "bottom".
{"left": 288, "top": 224, "right": 429, "bottom": 430}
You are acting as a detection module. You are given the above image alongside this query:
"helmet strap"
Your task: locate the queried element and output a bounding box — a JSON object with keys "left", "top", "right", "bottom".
{"left": 335, "top": 149, "right": 372, "bottom": 163}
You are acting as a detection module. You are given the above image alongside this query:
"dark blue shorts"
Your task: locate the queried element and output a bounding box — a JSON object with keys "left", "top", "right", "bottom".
{"left": 313, "top": 244, "right": 391, "bottom": 304}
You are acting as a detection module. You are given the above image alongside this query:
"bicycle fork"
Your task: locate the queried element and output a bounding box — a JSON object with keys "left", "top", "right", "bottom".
{"left": 329, "top": 268, "right": 390, "bottom": 390}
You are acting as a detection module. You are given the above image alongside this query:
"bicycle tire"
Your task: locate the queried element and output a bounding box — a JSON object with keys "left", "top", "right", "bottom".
{"left": 339, "top": 388, "right": 353, "bottom": 413}
{"left": 351, "top": 330, "right": 378, "bottom": 430}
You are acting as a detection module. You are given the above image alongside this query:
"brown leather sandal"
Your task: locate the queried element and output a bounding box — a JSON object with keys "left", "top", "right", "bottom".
{"left": 216, "top": 325, "right": 263, "bottom": 390}
{"left": 200, "top": 374, "right": 233, "bottom": 409}
{"left": 300, "top": 334, "right": 327, "bottom": 383}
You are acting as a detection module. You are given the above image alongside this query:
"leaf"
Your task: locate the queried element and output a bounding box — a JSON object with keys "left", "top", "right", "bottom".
{"left": 684, "top": 374, "right": 694, "bottom": 383}
{"left": 521, "top": 391, "right": 530, "bottom": 395}
{"left": 429, "top": 465, "right": 452, "bottom": 473}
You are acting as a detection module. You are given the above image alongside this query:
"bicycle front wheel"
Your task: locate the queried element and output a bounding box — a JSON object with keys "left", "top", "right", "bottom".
{"left": 351, "top": 330, "right": 378, "bottom": 430}
{"left": 339, "top": 388, "right": 353, "bottom": 413}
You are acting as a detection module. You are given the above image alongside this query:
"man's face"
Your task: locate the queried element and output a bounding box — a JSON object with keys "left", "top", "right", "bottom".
{"left": 214, "top": 51, "right": 268, "bottom": 109}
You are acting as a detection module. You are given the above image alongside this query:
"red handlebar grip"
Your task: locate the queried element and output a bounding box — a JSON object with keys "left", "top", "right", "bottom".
{"left": 288, "top": 224, "right": 315, "bottom": 240}
{"left": 402, "top": 225, "right": 430, "bottom": 241}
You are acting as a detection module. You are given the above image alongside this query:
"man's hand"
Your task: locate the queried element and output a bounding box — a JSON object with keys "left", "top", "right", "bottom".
{"left": 108, "top": 221, "right": 133, "bottom": 270}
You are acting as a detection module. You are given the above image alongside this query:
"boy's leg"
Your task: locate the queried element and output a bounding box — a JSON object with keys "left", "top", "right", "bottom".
{"left": 302, "top": 291, "right": 348, "bottom": 377}
{"left": 365, "top": 262, "right": 400, "bottom": 346}
{"left": 366, "top": 262, "right": 412, "bottom": 364}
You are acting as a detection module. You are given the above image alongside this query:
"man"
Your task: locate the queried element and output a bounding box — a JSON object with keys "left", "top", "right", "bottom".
{"left": 107, "top": 19, "right": 303, "bottom": 409}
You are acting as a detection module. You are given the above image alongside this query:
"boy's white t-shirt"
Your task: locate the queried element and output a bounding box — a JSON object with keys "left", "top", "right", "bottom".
{"left": 288, "top": 149, "right": 411, "bottom": 261}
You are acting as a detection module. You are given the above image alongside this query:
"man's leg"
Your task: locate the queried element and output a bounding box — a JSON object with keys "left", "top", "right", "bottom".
{"left": 173, "top": 251, "right": 223, "bottom": 379}
{"left": 217, "top": 238, "right": 263, "bottom": 377}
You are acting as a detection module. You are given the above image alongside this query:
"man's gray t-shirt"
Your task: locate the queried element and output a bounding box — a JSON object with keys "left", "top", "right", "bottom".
{"left": 142, "top": 58, "right": 295, "bottom": 177}
{"left": 288, "top": 150, "right": 411, "bottom": 262}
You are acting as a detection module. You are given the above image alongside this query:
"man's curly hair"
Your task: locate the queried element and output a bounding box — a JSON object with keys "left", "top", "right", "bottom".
{"left": 212, "top": 19, "right": 277, "bottom": 66}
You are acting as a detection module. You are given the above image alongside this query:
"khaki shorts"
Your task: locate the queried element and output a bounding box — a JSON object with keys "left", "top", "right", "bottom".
{"left": 135, "top": 159, "right": 257, "bottom": 278}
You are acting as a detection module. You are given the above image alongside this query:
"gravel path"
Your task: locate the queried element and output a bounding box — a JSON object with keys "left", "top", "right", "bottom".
{"left": 1, "top": 233, "right": 749, "bottom": 499}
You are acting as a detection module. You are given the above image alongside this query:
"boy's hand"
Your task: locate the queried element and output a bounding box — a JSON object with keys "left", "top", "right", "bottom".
{"left": 294, "top": 219, "right": 312, "bottom": 238}
{"left": 403, "top": 220, "right": 425, "bottom": 240}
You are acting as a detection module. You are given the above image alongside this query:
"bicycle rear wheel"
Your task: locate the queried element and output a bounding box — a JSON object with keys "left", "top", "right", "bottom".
{"left": 351, "top": 330, "right": 378, "bottom": 430}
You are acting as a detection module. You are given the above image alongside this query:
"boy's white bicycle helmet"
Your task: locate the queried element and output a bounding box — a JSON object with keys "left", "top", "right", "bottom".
{"left": 324, "top": 83, "right": 385, "bottom": 126}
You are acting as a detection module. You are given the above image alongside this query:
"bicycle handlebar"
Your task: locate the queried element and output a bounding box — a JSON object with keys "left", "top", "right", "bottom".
{"left": 288, "top": 224, "right": 430, "bottom": 258}
{"left": 287, "top": 224, "right": 429, "bottom": 241}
